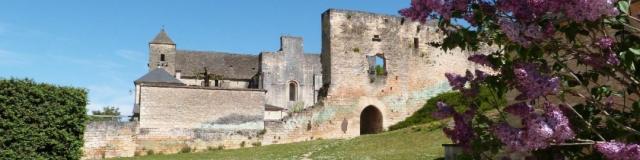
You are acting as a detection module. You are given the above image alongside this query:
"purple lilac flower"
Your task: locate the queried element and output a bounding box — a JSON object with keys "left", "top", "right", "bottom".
{"left": 401, "top": 0, "right": 619, "bottom": 49}
{"left": 544, "top": 103, "right": 575, "bottom": 142}
{"left": 563, "top": 0, "right": 619, "bottom": 22}
{"left": 493, "top": 115, "right": 554, "bottom": 152}
{"left": 524, "top": 24, "right": 544, "bottom": 40}
{"left": 596, "top": 141, "right": 640, "bottom": 160}
{"left": 493, "top": 102, "right": 575, "bottom": 152}
{"left": 606, "top": 51, "right": 620, "bottom": 66}
{"left": 523, "top": 115, "right": 554, "bottom": 150}
{"left": 445, "top": 72, "right": 469, "bottom": 90}
{"left": 579, "top": 51, "right": 620, "bottom": 68}
{"left": 474, "top": 70, "right": 488, "bottom": 82}
{"left": 504, "top": 102, "right": 534, "bottom": 118}
{"left": 544, "top": 23, "right": 555, "bottom": 37}
{"left": 499, "top": 20, "right": 532, "bottom": 47}
{"left": 468, "top": 54, "right": 493, "bottom": 67}
{"left": 432, "top": 101, "right": 455, "bottom": 119}
{"left": 443, "top": 107, "right": 476, "bottom": 151}
{"left": 493, "top": 122, "right": 525, "bottom": 150}
{"left": 596, "top": 37, "right": 615, "bottom": 49}
{"left": 513, "top": 63, "right": 560, "bottom": 100}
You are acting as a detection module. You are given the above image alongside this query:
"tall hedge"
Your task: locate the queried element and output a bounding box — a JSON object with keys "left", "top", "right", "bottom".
{"left": 0, "top": 78, "right": 88, "bottom": 159}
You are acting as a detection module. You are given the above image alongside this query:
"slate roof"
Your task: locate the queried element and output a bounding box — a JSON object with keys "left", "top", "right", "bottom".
{"left": 175, "top": 50, "right": 260, "bottom": 80}
{"left": 149, "top": 29, "right": 175, "bottom": 45}
{"left": 134, "top": 68, "right": 184, "bottom": 85}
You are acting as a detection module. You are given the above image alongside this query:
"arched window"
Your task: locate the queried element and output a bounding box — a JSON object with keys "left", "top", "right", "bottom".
{"left": 160, "top": 54, "right": 165, "bottom": 61}
{"left": 289, "top": 81, "right": 297, "bottom": 101}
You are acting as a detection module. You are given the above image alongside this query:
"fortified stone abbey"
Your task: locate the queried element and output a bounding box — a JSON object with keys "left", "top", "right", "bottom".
{"left": 82, "top": 9, "right": 479, "bottom": 159}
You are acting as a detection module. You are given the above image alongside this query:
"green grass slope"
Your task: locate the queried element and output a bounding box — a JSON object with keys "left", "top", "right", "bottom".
{"left": 112, "top": 122, "right": 448, "bottom": 160}
{"left": 310, "top": 122, "right": 449, "bottom": 160}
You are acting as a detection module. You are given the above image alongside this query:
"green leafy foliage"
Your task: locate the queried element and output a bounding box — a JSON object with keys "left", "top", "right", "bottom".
{"left": 0, "top": 78, "right": 88, "bottom": 159}
{"left": 92, "top": 106, "right": 120, "bottom": 116}
{"left": 90, "top": 106, "right": 121, "bottom": 122}
{"left": 375, "top": 65, "right": 385, "bottom": 75}
{"left": 389, "top": 86, "right": 505, "bottom": 130}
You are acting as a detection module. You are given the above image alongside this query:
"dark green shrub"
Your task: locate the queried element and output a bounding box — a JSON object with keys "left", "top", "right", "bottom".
{"left": 389, "top": 86, "right": 504, "bottom": 131}
{"left": 257, "top": 129, "right": 267, "bottom": 136}
{"left": 179, "top": 146, "right": 192, "bottom": 153}
{"left": 146, "top": 150, "right": 155, "bottom": 156}
{"left": 0, "top": 78, "right": 88, "bottom": 159}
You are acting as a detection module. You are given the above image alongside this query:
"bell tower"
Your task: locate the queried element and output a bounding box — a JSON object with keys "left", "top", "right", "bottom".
{"left": 148, "top": 28, "right": 177, "bottom": 75}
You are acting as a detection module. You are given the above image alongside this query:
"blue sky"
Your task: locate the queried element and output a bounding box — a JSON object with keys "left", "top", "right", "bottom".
{"left": 0, "top": 1, "right": 410, "bottom": 115}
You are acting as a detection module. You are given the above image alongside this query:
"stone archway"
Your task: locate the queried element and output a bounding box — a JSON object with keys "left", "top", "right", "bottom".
{"left": 360, "top": 105, "right": 383, "bottom": 135}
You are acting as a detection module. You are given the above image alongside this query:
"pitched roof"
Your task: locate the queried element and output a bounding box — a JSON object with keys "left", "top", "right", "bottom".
{"left": 175, "top": 50, "right": 260, "bottom": 80}
{"left": 149, "top": 29, "right": 175, "bottom": 45}
{"left": 134, "top": 68, "right": 184, "bottom": 85}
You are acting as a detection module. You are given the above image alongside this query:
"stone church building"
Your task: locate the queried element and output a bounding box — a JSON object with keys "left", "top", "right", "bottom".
{"left": 134, "top": 30, "right": 322, "bottom": 121}
{"left": 82, "top": 9, "right": 478, "bottom": 159}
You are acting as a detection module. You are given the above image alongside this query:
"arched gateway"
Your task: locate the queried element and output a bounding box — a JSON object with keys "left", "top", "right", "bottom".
{"left": 360, "top": 105, "right": 383, "bottom": 135}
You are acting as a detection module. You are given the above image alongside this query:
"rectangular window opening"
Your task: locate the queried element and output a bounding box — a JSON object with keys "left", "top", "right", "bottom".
{"left": 372, "top": 35, "right": 381, "bottom": 42}
{"left": 367, "top": 54, "right": 386, "bottom": 76}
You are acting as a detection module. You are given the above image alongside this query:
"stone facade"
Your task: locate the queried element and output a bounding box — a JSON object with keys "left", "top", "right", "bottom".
{"left": 82, "top": 121, "right": 137, "bottom": 159}
{"left": 82, "top": 9, "right": 479, "bottom": 159}
{"left": 260, "top": 36, "right": 323, "bottom": 110}
{"left": 262, "top": 9, "right": 475, "bottom": 144}
{"left": 138, "top": 85, "right": 265, "bottom": 130}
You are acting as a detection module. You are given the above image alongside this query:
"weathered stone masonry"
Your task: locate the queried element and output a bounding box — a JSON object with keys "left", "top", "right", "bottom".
{"left": 261, "top": 9, "right": 475, "bottom": 143}
{"left": 82, "top": 9, "right": 479, "bottom": 159}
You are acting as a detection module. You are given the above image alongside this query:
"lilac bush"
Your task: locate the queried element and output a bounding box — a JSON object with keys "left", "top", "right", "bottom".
{"left": 401, "top": 0, "right": 640, "bottom": 159}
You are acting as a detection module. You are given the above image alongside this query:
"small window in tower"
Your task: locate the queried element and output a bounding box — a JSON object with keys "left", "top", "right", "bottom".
{"left": 160, "top": 54, "right": 165, "bottom": 61}
{"left": 414, "top": 38, "right": 419, "bottom": 49}
{"left": 289, "top": 81, "right": 297, "bottom": 101}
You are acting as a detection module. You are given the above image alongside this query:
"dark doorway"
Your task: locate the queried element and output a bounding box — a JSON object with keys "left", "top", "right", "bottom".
{"left": 360, "top": 105, "right": 383, "bottom": 135}
{"left": 289, "top": 81, "right": 297, "bottom": 101}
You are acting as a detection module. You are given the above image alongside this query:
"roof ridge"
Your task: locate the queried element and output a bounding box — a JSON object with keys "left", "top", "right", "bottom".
{"left": 134, "top": 68, "right": 183, "bottom": 85}
{"left": 177, "top": 49, "right": 257, "bottom": 57}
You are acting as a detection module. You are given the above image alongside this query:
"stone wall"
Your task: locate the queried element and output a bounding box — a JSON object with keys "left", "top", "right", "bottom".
{"left": 82, "top": 121, "right": 137, "bottom": 159}
{"left": 265, "top": 9, "right": 477, "bottom": 141}
{"left": 137, "top": 85, "right": 266, "bottom": 155}
{"left": 261, "top": 36, "right": 323, "bottom": 110}
{"left": 321, "top": 9, "right": 474, "bottom": 128}
{"left": 81, "top": 121, "right": 265, "bottom": 159}
{"left": 83, "top": 8, "right": 481, "bottom": 159}
{"left": 83, "top": 85, "right": 267, "bottom": 159}
{"left": 139, "top": 85, "right": 265, "bottom": 130}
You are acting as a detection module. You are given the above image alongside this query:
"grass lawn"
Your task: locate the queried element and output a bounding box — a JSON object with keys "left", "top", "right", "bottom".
{"left": 112, "top": 121, "right": 449, "bottom": 160}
